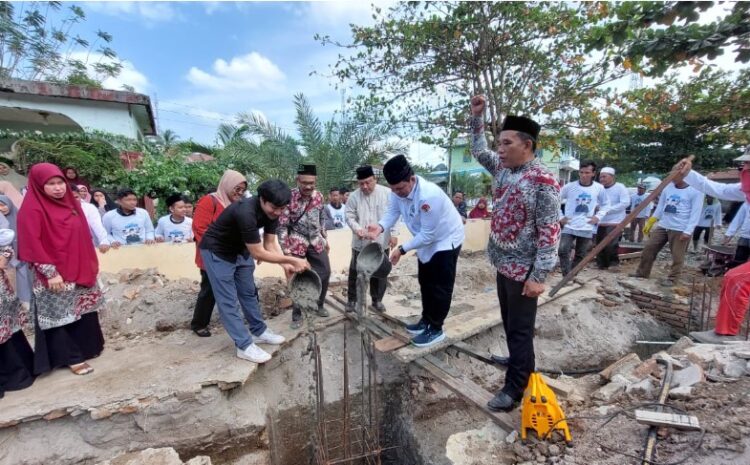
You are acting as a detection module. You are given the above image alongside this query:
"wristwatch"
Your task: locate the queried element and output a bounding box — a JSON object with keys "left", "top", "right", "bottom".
{"left": 398, "top": 245, "right": 406, "bottom": 255}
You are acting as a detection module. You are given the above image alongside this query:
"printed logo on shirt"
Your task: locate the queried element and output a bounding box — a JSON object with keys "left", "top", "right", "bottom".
{"left": 168, "top": 230, "right": 187, "bottom": 243}
{"left": 664, "top": 195, "right": 680, "bottom": 214}
{"left": 421, "top": 203, "right": 431, "bottom": 213}
{"left": 122, "top": 223, "right": 143, "bottom": 244}
{"left": 574, "top": 193, "right": 592, "bottom": 214}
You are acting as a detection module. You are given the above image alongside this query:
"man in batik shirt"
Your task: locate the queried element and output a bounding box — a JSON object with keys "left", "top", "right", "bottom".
{"left": 469, "top": 95, "right": 561, "bottom": 412}
{"left": 278, "top": 164, "right": 330, "bottom": 328}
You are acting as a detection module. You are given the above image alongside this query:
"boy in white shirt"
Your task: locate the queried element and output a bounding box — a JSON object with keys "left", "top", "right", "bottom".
{"left": 155, "top": 194, "right": 194, "bottom": 243}
{"left": 692, "top": 196, "right": 722, "bottom": 252}
{"left": 102, "top": 188, "right": 156, "bottom": 248}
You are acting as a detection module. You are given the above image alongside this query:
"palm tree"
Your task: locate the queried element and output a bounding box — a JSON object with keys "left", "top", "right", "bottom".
{"left": 160, "top": 129, "right": 180, "bottom": 149}
{"left": 238, "top": 93, "right": 407, "bottom": 193}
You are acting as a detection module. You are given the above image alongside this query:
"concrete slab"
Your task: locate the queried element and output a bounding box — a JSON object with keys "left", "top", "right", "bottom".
{"left": 0, "top": 319, "right": 306, "bottom": 428}
{"left": 689, "top": 330, "right": 742, "bottom": 344}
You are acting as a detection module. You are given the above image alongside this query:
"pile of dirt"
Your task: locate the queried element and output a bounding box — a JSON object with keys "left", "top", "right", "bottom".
{"left": 99, "top": 269, "right": 294, "bottom": 341}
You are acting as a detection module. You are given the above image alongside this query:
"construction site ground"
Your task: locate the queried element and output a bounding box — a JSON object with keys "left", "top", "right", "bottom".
{"left": 1, "top": 248, "right": 749, "bottom": 465}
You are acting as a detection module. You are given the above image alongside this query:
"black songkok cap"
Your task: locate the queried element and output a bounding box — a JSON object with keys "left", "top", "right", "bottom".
{"left": 166, "top": 193, "right": 185, "bottom": 208}
{"left": 356, "top": 165, "right": 375, "bottom": 180}
{"left": 501, "top": 115, "right": 541, "bottom": 140}
{"left": 297, "top": 164, "right": 317, "bottom": 176}
{"left": 383, "top": 155, "right": 412, "bottom": 185}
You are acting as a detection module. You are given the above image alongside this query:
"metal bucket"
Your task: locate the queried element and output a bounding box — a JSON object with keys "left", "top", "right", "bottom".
{"left": 357, "top": 242, "right": 392, "bottom": 278}
{"left": 289, "top": 269, "right": 322, "bottom": 308}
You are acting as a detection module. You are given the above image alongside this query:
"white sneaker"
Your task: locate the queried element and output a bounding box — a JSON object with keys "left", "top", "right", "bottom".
{"left": 236, "top": 343, "right": 271, "bottom": 363}
{"left": 255, "top": 329, "right": 286, "bottom": 345}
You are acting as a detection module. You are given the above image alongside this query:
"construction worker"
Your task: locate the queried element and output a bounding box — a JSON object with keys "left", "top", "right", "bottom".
{"left": 675, "top": 152, "right": 750, "bottom": 337}
{"left": 365, "top": 155, "right": 464, "bottom": 348}
{"left": 558, "top": 162, "right": 610, "bottom": 276}
{"left": 596, "top": 167, "right": 630, "bottom": 271}
{"left": 631, "top": 175, "right": 704, "bottom": 287}
{"left": 469, "top": 95, "right": 561, "bottom": 412}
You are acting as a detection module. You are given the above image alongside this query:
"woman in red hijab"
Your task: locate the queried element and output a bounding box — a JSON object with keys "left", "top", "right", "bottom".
{"left": 469, "top": 197, "right": 490, "bottom": 219}
{"left": 18, "top": 163, "right": 104, "bottom": 376}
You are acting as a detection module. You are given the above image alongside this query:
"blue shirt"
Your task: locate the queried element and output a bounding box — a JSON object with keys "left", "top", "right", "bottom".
{"left": 379, "top": 176, "right": 464, "bottom": 262}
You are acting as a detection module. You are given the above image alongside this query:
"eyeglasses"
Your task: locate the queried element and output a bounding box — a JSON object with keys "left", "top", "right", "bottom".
{"left": 233, "top": 186, "right": 247, "bottom": 194}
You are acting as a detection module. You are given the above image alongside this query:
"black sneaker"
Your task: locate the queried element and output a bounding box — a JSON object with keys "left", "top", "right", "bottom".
{"left": 371, "top": 301, "right": 386, "bottom": 312}
{"left": 487, "top": 391, "right": 520, "bottom": 412}
{"left": 411, "top": 326, "right": 446, "bottom": 348}
{"left": 316, "top": 306, "right": 329, "bottom": 317}
{"left": 405, "top": 319, "right": 428, "bottom": 335}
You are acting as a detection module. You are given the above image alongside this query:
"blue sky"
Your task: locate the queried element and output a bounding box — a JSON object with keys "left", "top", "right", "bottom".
{"left": 65, "top": 1, "right": 443, "bottom": 164}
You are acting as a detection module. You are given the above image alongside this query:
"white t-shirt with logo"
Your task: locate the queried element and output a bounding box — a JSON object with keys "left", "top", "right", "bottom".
{"left": 326, "top": 204, "right": 349, "bottom": 229}
{"left": 155, "top": 215, "right": 194, "bottom": 243}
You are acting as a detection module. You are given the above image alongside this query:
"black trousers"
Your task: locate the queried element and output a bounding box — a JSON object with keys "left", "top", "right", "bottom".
{"left": 729, "top": 238, "right": 750, "bottom": 269}
{"left": 191, "top": 269, "right": 215, "bottom": 330}
{"left": 417, "top": 246, "right": 461, "bottom": 330}
{"left": 497, "top": 273, "right": 537, "bottom": 400}
{"left": 347, "top": 248, "right": 391, "bottom": 304}
{"left": 595, "top": 225, "right": 620, "bottom": 269}
{"left": 558, "top": 233, "right": 592, "bottom": 276}
{"left": 692, "top": 226, "right": 711, "bottom": 245}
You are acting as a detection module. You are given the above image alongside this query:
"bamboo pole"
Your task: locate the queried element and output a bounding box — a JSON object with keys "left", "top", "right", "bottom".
{"left": 549, "top": 155, "right": 695, "bottom": 297}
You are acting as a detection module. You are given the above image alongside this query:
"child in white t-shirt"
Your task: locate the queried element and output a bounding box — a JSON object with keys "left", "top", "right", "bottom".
{"left": 155, "top": 194, "right": 194, "bottom": 244}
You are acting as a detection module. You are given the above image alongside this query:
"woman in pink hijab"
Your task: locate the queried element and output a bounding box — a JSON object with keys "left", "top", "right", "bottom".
{"left": 77, "top": 185, "right": 92, "bottom": 203}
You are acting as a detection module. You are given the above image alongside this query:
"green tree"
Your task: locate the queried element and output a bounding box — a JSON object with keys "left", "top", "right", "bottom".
{"left": 574, "top": 68, "right": 750, "bottom": 174}
{"left": 238, "top": 93, "right": 407, "bottom": 193}
{"left": 318, "top": 2, "right": 626, "bottom": 145}
{"left": 160, "top": 129, "right": 179, "bottom": 148}
{"left": 0, "top": 2, "right": 122, "bottom": 84}
{"left": 586, "top": 1, "right": 750, "bottom": 76}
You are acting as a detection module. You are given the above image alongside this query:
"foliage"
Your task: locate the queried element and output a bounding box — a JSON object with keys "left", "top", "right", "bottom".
{"left": 450, "top": 172, "right": 491, "bottom": 198}
{"left": 0, "top": 2, "right": 122, "bottom": 83}
{"left": 586, "top": 1, "right": 750, "bottom": 76}
{"left": 160, "top": 129, "right": 179, "bottom": 149}
{"left": 117, "top": 155, "right": 223, "bottom": 200}
{"left": 574, "top": 68, "right": 750, "bottom": 174}
{"left": 318, "top": 2, "right": 627, "bottom": 145}
{"left": 239, "top": 93, "right": 407, "bottom": 193}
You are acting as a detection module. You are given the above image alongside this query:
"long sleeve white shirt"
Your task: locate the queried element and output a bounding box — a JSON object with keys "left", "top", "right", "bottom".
{"left": 599, "top": 182, "right": 630, "bottom": 225}
{"left": 80, "top": 201, "right": 109, "bottom": 246}
{"left": 653, "top": 183, "right": 704, "bottom": 235}
{"left": 560, "top": 181, "right": 610, "bottom": 234}
{"left": 378, "top": 176, "right": 464, "bottom": 262}
{"left": 684, "top": 170, "right": 745, "bottom": 202}
{"left": 726, "top": 203, "right": 750, "bottom": 239}
{"left": 697, "top": 202, "right": 722, "bottom": 228}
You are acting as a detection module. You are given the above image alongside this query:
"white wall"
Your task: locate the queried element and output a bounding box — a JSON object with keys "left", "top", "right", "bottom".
{"left": 0, "top": 94, "right": 141, "bottom": 139}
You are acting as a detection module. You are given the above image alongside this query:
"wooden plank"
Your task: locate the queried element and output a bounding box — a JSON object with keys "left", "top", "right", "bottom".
{"left": 634, "top": 410, "right": 701, "bottom": 431}
{"left": 374, "top": 336, "right": 408, "bottom": 352}
{"left": 412, "top": 357, "right": 515, "bottom": 432}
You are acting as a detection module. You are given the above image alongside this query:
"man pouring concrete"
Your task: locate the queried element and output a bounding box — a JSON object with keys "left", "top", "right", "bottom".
{"left": 345, "top": 165, "right": 397, "bottom": 313}
{"left": 365, "top": 155, "right": 464, "bottom": 348}
{"left": 675, "top": 151, "right": 750, "bottom": 340}
{"left": 469, "top": 95, "right": 561, "bottom": 412}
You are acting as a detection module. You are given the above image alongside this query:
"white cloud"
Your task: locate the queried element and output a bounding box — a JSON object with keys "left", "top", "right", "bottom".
{"left": 67, "top": 51, "right": 151, "bottom": 93}
{"left": 86, "top": 2, "right": 181, "bottom": 23}
{"left": 306, "top": 1, "right": 395, "bottom": 26}
{"left": 186, "top": 52, "right": 286, "bottom": 92}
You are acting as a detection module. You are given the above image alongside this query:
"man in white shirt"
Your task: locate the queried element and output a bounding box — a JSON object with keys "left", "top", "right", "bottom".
{"left": 558, "top": 161, "right": 610, "bottom": 275}
{"left": 345, "top": 165, "right": 397, "bottom": 313}
{"left": 102, "top": 188, "right": 156, "bottom": 248}
{"left": 596, "top": 167, "right": 630, "bottom": 271}
{"left": 632, "top": 177, "right": 704, "bottom": 286}
{"left": 366, "top": 155, "right": 464, "bottom": 349}
{"left": 693, "top": 196, "right": 722, "bottom": 252}
{"left": 628, "top": 183, "right": 651, "bottom": 242}
{"left": 70, "top": 183, "right": 110, "bottom": 253}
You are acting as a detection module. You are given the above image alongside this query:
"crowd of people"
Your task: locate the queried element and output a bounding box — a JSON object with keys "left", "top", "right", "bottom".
{"left": 1, "top": 96, "right": 749, "bottom": 419}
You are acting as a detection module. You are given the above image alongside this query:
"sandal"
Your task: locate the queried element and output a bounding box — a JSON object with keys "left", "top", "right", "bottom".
{"left": 70, "top": 362, "right": 94, "bottom": 376}
{"left": 192, "top": 327, "right": 211, "bottom": 337}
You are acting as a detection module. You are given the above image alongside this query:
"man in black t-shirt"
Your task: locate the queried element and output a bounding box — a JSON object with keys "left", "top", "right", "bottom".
{"left": 200, "top": 179, "right": 309, "bottom": 364}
